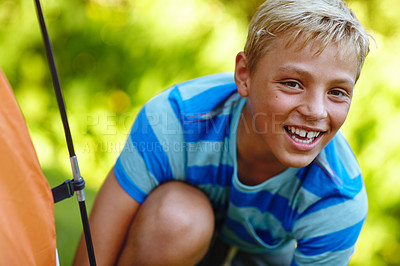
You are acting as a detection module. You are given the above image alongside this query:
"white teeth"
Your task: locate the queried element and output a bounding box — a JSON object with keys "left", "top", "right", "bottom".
{"left": 287, "top": 126, "right": 321, "bottom": 143}
{"left": 291, "top": 135, "right": 313, "bottom": 144}
{"left": 307, "top": 131, "right": 319, "bottom": 138}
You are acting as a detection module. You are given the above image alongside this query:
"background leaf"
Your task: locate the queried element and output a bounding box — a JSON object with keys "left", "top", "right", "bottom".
{"left": 0, "top": 0, "right": 398, "bottom": 265}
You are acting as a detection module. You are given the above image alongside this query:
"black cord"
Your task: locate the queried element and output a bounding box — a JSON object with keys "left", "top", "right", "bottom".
{"left": 33, "top": 0, "right": 96, "bottom": 265}
{"left": 33, "top": 0, "right": 75, "bottom": 157}
{"left": 79, "top": 201, "right": 97, "bottom": 266}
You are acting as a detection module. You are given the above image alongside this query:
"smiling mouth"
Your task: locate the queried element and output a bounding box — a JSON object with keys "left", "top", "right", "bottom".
{"left": 284, "top": 126, "right": 324, "bottom": 144}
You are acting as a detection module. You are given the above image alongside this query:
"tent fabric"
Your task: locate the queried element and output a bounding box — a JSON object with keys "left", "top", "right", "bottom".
{"left": 0, "top": 70, "right": 57, "bottom": 265}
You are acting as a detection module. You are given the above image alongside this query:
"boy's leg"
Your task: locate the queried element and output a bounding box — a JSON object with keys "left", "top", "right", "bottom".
{"left": 197, "top": 235, "right": 234, "bottom": 266}
{"left": 117, "top": 181, "right": 215, "bottom": 266}
{"left": 231, "top": 240, "right": 295, "bottom": 266}
{"left": 199, "top": 237, "right": 296, "bottom": 266}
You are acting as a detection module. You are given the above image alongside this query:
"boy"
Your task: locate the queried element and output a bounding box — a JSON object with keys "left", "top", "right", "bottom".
{"left": 74, "top": 0, "right": 371, "bottom": 265}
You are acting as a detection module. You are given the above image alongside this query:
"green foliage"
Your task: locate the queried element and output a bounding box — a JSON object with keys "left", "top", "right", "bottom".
{"left": 0, "top": 0, "right": 399, "bottom": 265}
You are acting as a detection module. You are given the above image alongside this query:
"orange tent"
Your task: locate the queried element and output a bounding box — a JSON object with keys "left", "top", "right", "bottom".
{"left": 0, "top": 70, "right": 57, "bottom": 265}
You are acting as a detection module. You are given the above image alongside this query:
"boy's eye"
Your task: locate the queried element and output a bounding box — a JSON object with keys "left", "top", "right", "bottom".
{"left": 328, "top": 88, "right": 353, "bottom": 103}
{"left": 328, "top": 89, "right": 347, "bottom": 97}
{"left": 281, "top": 81, "right": 300, "bottom": 88}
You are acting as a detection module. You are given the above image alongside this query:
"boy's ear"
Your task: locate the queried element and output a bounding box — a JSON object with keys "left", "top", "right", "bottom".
{"left": 234, "top": 52, "right": 251, "bottom": 97}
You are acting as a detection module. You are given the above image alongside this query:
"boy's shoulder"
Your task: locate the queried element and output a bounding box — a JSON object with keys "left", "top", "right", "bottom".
{"left": 318, "top": 132, "right": 362, "bottom": 182}
{"left": 174, "top": 73, "right": 235, "bottom": 98}
{"left": 165, "top": 73, "right": 238, "bottom": 114}
{"left": 299, "top": 132, "right": 364, "bottom": 200}
{"left": 145, "top": 73, "right": 241, "bottom": 124}
{"left": 142, "top": 73, "right": 243, "bottom": 144}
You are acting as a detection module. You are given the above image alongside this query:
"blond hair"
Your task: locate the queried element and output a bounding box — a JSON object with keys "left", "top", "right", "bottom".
{"left": 245, "top": 0, "right": 372, "bottom": 79}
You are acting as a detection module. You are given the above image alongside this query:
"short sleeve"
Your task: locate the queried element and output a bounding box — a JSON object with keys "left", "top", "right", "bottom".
{"left": 115, "top": 87, "right": 186, "bottom": 203}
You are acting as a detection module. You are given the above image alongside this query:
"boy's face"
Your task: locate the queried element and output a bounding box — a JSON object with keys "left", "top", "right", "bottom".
{"left": 235, "top": 37, "right": 358, "bottom": 168}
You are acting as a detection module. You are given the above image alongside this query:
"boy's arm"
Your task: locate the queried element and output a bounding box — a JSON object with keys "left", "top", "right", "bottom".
{"left": 292, "top": 220, "right": 364, "bottom": 265}
{"left": 73, "top": 167, "right": 140, "bottom": 266}
{"left": 291, "top": 190, "right": 367, "bottom": 265}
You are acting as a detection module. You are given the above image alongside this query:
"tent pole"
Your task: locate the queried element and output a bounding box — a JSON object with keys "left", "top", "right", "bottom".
{"left": 33, "top": 0, "right": 96, "bottom": 265}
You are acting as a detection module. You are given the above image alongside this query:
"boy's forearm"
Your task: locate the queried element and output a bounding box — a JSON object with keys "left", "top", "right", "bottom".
{"left": 73, "top": 168, "right": 140, "bottom": 266}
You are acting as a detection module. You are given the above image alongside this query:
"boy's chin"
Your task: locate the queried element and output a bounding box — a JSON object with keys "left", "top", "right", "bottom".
{"left": 279, "top": 154, "right": 319, "bottom": 169}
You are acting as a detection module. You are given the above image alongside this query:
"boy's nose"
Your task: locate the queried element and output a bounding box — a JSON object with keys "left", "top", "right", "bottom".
{"left": 297, "top": 94, "right": 328, "bottom": 121}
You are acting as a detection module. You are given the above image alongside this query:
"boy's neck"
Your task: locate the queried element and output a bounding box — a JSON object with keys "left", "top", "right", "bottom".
{"left": 236, "top": 106, "right": 288, "bottom": 186}
{"left": 236, "top": 149, "right": 288, "bottom": 186}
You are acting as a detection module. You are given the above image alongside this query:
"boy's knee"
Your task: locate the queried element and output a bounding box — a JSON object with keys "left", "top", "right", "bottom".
{"left": 146, "top": 181, "right": 215, "bottom": 238}
{"left": 119, "top": 181, "right": 215, "bottom": 265}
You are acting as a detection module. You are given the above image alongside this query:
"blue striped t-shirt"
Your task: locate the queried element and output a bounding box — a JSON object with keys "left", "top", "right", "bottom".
{"left": 115, "top": 73, "right": 367, "bottom": 265}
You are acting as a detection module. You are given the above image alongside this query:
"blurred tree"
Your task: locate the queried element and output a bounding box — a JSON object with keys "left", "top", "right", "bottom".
{"left": 0, "top": 0, "right": 399, "bottom": 265}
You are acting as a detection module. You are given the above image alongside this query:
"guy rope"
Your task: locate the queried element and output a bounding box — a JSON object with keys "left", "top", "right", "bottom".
{"left": 33, "top": 0, "right": 97, "bottom": 264}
